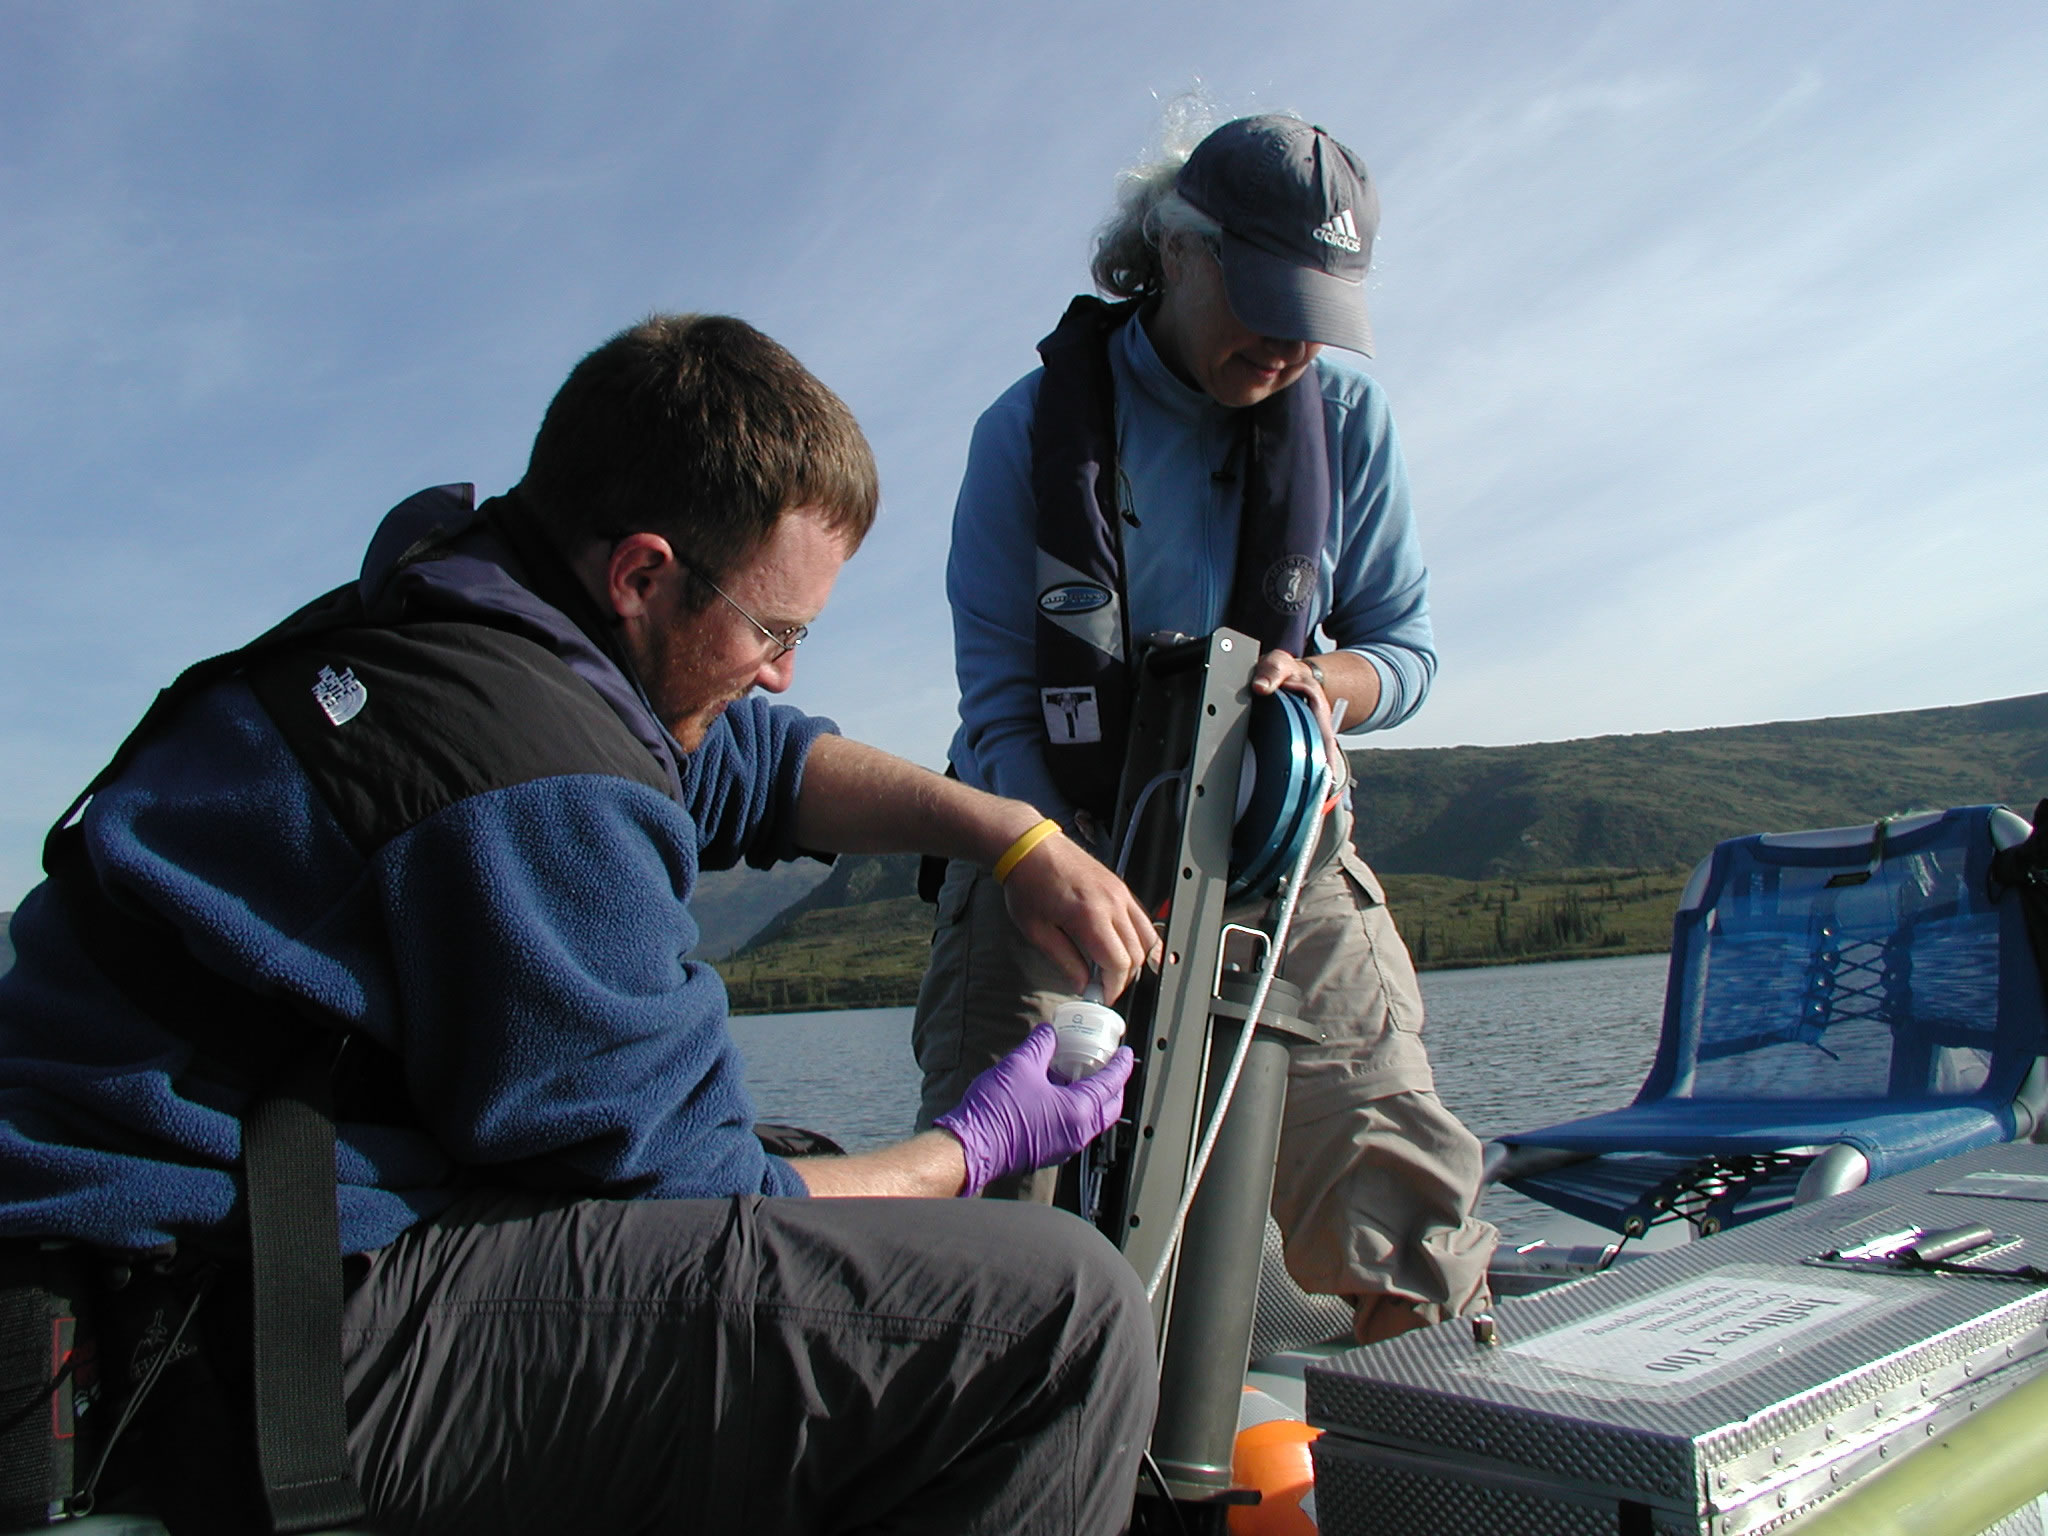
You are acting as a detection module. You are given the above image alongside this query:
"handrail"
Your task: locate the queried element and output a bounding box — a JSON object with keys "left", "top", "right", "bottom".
{"left": 1781, "top": 1365, "right": 2048, "bottom": 1536}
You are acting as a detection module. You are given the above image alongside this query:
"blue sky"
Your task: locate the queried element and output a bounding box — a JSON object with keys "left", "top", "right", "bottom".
{"left": 3, "top": 1, "right": 2044, "bottom": 906}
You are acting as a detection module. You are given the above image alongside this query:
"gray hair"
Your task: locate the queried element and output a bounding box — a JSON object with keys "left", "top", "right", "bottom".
{"left": 1089, "top": 92, "right": 1226, "bottom": 299}
{"left": 1090, "top": 180, "right": 1222, "bottom": 300}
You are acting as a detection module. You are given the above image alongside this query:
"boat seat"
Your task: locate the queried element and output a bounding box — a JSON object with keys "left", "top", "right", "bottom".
{"left": 1491, "top": 804, "right": 2048, "bottom": 1237}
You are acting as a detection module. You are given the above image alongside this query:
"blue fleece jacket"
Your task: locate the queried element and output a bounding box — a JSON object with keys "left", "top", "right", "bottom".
{"left": 946, "top": 314, "right": 1436, "bottom": 823}
{"left": 0, "top": 489, "right": 820, "bottom": 1254}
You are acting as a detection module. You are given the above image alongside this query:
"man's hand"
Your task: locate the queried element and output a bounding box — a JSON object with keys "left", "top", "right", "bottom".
{"left": 791, "top": 735, "right": 1159, "bottom": 998}
{"left": 999, "top": 830, "right": 1157, "bottom": 1000}
{"left": 934, "top": 1024, "right": 1134, "bottom": 1197}
{"left": 794, "top": 1025, "right": 1133, "bottom": 1197}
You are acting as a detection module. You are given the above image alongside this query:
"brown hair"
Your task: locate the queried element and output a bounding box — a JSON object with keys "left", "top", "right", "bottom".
{"left": 517, "top": 314, "right": 878, "bottom": 590}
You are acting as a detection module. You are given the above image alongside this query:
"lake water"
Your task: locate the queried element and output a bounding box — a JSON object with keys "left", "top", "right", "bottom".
{"left": 728, "top": 951, "right": 1672, "bottom": 1244}
{"left": 0, "top": 922, "right": 1667, "bottom": 1243}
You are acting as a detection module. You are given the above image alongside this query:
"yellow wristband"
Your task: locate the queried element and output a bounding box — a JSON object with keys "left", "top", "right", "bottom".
{"left": 993, "top": 818, "right": 1062, "bottom": 884}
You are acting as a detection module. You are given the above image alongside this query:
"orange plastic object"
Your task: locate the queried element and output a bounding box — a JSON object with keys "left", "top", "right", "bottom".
{"left": 1228, "top": 1417, "right": 1322, "bottom": 1535}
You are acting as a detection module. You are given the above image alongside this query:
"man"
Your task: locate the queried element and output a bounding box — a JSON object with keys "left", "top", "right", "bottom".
{"left": 914, "top": 115, "right": 1499, "bottom": 1343}
{"left": 0, "top": 315, "right": 1157, "bottom": 1534}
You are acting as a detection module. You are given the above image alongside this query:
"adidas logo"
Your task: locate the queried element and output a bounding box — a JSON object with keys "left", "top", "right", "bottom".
{"left": 1311, "top": 208, "right": 1362, "bottom": 254}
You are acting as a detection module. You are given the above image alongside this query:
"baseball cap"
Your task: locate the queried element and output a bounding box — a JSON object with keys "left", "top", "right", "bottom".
{"left": 1174, "top": 115, "right": 1378, "bottom": 355}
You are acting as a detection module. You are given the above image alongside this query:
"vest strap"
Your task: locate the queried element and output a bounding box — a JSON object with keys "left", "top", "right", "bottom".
{"left": 244, "top": 1050, "right": 368, "bottom": 1533}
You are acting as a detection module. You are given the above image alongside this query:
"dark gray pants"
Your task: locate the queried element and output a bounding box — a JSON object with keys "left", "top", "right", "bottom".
{"left": 340, "top": 1191, "right": 1155, "bottom": 1535}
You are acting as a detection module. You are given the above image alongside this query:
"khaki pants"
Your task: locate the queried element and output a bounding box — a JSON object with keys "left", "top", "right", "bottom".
{"left": 912, "top": 843, "right": 1497, "bottom": 1335}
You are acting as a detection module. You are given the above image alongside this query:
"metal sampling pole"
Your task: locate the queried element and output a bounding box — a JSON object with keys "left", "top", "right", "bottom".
{"left": 1070, "top": 630, "right": 1323, "bottom": 1522}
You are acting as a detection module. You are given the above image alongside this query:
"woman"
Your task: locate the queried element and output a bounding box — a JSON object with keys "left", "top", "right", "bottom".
{"left": 914, "top": 113, "right": 1496, "bottom": 1342}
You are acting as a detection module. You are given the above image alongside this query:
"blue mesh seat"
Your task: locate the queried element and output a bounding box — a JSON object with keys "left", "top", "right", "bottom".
{"left": 1493, "top": 804, "right": 2048, "bottom": 1237}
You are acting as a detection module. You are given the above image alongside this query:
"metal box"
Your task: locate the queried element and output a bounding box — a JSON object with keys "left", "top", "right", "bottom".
{"left": 1309, "top": 1143, "right": 2048, "bottom": 1535}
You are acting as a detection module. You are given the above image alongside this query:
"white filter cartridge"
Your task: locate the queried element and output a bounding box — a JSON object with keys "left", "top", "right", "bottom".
{"left": 1050, "top": 999, "right": 1125, "bottom": 1082}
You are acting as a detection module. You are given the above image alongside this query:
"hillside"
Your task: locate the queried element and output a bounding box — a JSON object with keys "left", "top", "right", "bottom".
{"left": 690, "top": 860, "right": 833, "bottom": 959}
{"left": 735, "top": 853, "right": 922, "bottom": 952}
{"left": 1349, "top": 692, "right": 2048, "bottom": 878}
{"left": 718, "top": 854, "right": 924, "bottom": 1013}
{"left": 709, "top": 692, "right": 2048, "bottom": 1010}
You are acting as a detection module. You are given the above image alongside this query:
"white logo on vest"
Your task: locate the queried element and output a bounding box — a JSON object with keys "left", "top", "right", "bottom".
{"left": 1041, "top": 686, "right": 1102, "bottom": 745}
{"left": 1038, "top": 582, "right": 1114, "bottom": 615}
{"left": 1263, "top": 555, "right": 1316, "bottom": 616}
{"left": 312, "top": 665, "right": 368, "bottom": 726}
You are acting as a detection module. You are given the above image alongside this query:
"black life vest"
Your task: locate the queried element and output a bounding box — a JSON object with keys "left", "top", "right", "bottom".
{"left": 31, "top": 485, "right": 676, "bottom": 1534}
{"left": 1029, "top": 296, "right": 1332, "bottom": 817}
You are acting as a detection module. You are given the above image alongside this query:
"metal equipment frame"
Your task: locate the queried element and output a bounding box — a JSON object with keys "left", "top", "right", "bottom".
{"left": 1064, "top": 630, "right": 1323, "bottom": 1530}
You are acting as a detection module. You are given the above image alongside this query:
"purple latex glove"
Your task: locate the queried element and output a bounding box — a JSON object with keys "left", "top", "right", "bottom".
{"left": 934, "top": 1023, "right": 1135, "bottom": 1197}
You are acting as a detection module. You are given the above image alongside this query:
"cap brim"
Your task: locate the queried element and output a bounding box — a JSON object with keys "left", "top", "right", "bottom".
{"left": 1218, "top": 232, "right": 1373, "bottom": 356}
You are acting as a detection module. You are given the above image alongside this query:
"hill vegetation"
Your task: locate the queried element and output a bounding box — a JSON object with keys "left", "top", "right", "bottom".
{"left": 1348, "top": 693, "right": 2048, "bottom": 878}
{"left": 1382, "top": 867, "right": 1691, "bottom": 970}
{"left": 710, "top": 692, "right": 2047, "bottom": 1013}
{"left": 718, "top": 854, "right": 923, "bottom": 1013}
{"left": 690, "top": 860, "right": 833, "bottom": 959}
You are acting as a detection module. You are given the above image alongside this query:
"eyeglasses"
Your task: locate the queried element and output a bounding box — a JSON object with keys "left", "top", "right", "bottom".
{"left": 674, "top": 553, "right": 807, "bottom": 661}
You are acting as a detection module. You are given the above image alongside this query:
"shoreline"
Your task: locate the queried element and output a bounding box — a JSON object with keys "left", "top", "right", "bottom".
{"left": 722, "top": 941, "right": 1671, "bottom": 1017}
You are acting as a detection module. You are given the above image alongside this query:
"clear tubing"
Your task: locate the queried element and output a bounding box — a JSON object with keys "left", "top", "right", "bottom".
{"left": 1115, "top": 769, "right": 1188, "bottom": 880}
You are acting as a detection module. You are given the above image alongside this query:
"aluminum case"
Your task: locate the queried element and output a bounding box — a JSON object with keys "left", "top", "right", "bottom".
{"left": 1309, "top": 1143, "right": 2048, "bottom": 1536}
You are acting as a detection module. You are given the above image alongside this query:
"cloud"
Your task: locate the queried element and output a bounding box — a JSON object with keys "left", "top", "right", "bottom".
{"left": 1357, "top": 9, "right": 2048, "bottom": 745}
{"left": 2, "top": 0, "right": 2045, "bottom": 902}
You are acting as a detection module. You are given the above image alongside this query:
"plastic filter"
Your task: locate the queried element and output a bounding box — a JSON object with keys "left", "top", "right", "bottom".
{"left": 1050, "top": 998, "right": 1126, "bottom": 1081}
